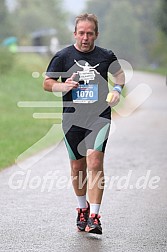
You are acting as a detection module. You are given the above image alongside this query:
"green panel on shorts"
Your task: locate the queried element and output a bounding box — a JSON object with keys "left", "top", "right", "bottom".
{"left": 94, "top": 123, "right": 110, "bottom": 151}
{"left": 64, "top": 136, "right": 76, "bottom": 160}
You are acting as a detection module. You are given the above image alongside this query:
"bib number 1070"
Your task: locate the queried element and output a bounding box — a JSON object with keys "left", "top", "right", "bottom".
{"left": 72, "top": 84, "right": 98, "bottom": 103}
{"left": 76, "top": 90, "right": 94, "bottom": 98}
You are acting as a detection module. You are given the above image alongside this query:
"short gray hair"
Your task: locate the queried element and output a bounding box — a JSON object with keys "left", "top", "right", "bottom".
{"left": 75, "top": 13, "right": 98, "bottom": 35}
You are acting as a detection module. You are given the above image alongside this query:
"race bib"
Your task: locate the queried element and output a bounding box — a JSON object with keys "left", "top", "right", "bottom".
{"left": 72, "top": 84, "right": 98, "bottom": 103}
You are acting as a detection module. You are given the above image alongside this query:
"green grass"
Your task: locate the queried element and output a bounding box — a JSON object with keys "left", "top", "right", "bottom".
{"left": 139, "top": 66, "right": 167, "bottom": 76}
{"left": 0, "top": 53, "right": 63, "bottom": 170}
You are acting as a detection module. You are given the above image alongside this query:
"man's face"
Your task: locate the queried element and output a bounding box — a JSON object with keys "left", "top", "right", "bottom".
{"left": 74, "top": 20, "right": 98, "bottom": 53}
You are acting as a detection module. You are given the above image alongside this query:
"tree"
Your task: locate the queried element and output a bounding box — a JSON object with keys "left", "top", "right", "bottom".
{"left": 85, "top": 0, "right": 159, "bottom": 67}
{"left": 0, "top": 0, "right": 14, "bottom": 41}
{"left": 10, "top": 0, "right": 71, "bottom": 44}
{"left": 100, "top": 1, "right": 143, "bottom": 66}
{"left": 149, "top": 0, "right": 167, "bottom": 67}
{"left": 158, "top": 0, "right": 167, "bottom": 35}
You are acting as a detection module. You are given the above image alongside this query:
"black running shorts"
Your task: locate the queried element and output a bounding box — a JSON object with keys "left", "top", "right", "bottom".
{"left": 63, "top": 120, "right": 110, "bottom": 160}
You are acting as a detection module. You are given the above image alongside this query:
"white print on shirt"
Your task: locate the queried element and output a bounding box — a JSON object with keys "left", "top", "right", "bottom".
{"left": 74, "top": 60, "right": 100, "bottom": 84}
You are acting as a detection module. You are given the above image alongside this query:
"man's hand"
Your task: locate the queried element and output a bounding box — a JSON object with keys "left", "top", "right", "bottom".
{"left": 64, "top": 73, "right": 79, "bottom": 92}
{"left": 106, "top": 91, "right": 120, "bottom": 107}
{"left": 43, "top": 73, "right": 79, "bottom": 93}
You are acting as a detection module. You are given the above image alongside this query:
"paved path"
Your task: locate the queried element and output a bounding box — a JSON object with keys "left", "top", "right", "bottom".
{"left": 0, "top": 72, "right": 167, "bottom": 252}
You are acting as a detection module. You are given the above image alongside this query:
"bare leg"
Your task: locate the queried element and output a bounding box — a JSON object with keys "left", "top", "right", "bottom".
{"left": 86, "top": 150, "right": 105, "bottom": 204}
{"left": 70, "top": 157, "right": 87, "bottom": 196}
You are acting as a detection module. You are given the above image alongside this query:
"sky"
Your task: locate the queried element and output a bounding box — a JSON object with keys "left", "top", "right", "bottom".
{"left": 6, "top": 0, "right": 87, "bottom": 13}
{"left": 62, "top": 0, "right": 87, "bottom": 13}
{"left": 5, "top": 0, "right": 16, "bottom": 11}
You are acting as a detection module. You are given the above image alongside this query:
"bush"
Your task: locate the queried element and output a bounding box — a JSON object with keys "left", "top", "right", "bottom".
{"left": 149, "top": 31, "right": 167, "bottom": 68}
{"left": 0, "top": 47, "right": 15, "bottom": 74}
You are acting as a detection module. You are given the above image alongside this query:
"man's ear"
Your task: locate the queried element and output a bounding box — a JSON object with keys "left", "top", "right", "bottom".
{"left": 74, "top": 31, "right": 77, "bottom": 38}
{"left": 95, "top": 32, "right": 99, "bottom": 40}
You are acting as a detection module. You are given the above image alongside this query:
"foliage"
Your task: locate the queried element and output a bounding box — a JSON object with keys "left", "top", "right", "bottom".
{"left": 1, "top": 0, "right": 166, "bottom": 68}
{"left": 150, "top": 0, "right": 167, "bottom": 67}
{"left": 157, "top": 0, "right": 167, "bottom": 35}
{"left": 85, "top": 0, "right": 160, "bottom": 68}
{"left": 101, "top": 1, "right": 143, "bottom": 66}
{"left": 8, "top": 0, "right": 72, "bottom": 45}
{"left": 0, "top": 48, "right": 15, "bottom": 74}
{"left": 149, "top": 31, "right": 167, "bottom": 67}
{"left": 0, "top": 0, "right": 14, "bottom": 40}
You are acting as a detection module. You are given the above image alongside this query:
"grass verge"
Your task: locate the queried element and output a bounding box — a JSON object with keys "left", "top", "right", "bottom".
{"left": 0, "top": 53, "right": 63, "bottom": 170}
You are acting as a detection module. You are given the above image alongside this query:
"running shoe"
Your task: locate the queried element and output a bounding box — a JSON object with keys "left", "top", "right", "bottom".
{"left": 76, "top": 201, "right": 90, "bottom": 231}
{"left": 85, "top": 213, "right": 102, "bottom": 234}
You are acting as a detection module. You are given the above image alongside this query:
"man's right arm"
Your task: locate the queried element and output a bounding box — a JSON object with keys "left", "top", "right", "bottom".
{"left": 43, "top": 74, "right": 78, "bottom": 92}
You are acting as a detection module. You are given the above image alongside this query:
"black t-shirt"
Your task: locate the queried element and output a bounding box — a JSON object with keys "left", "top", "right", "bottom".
{"left": 46, "top": 45, "right": 121, "bottom": 130}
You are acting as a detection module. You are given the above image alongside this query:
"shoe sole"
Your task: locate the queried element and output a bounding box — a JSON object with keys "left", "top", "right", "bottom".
{"left": 85, "top": 226, "right": 102, "bottom": 235}
{"left": 77, "top": 227, "right": 86, "bottom": 232}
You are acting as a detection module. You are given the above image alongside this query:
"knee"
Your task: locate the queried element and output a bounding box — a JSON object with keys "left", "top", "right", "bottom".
{"left": 71, "top": 161, "right": 86, "bottom": 175}
{"left": 87, "top": 158, "right": 102, "bottom": 172}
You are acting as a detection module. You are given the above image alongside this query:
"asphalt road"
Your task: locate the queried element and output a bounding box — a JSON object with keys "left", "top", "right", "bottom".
{"left": 0, "top": 72, "right": 167, "bottom": 252}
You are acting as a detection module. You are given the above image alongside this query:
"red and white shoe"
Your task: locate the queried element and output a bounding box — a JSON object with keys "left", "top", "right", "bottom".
{"left": 85, "top": 213, "right": 102, "bottom": 234}
{"left": 76, "top": 201, "right": 90, "bottom": 232}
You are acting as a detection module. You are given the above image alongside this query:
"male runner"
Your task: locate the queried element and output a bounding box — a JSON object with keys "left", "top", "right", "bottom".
{"left": 43, "top": 13, "right": 125, "bottom": 234}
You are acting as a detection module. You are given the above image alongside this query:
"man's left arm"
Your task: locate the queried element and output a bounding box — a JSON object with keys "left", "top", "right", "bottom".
{"left": 106, "top": 68, "right": 125, "bottom": 107}
{"left": 113, "top": 68, "right": 125, "bottom": 87}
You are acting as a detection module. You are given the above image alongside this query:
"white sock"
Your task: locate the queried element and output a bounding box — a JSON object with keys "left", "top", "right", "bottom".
{"left": 76, "top": 195, "right": 87, "bottom": 209}
{"left": 90, "top": 204, "right": 100, "bottom": 215}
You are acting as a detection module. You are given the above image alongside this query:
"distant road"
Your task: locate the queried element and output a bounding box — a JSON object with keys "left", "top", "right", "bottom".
{"left": 0, "top": 72, "right": 166, "bottom": 252}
